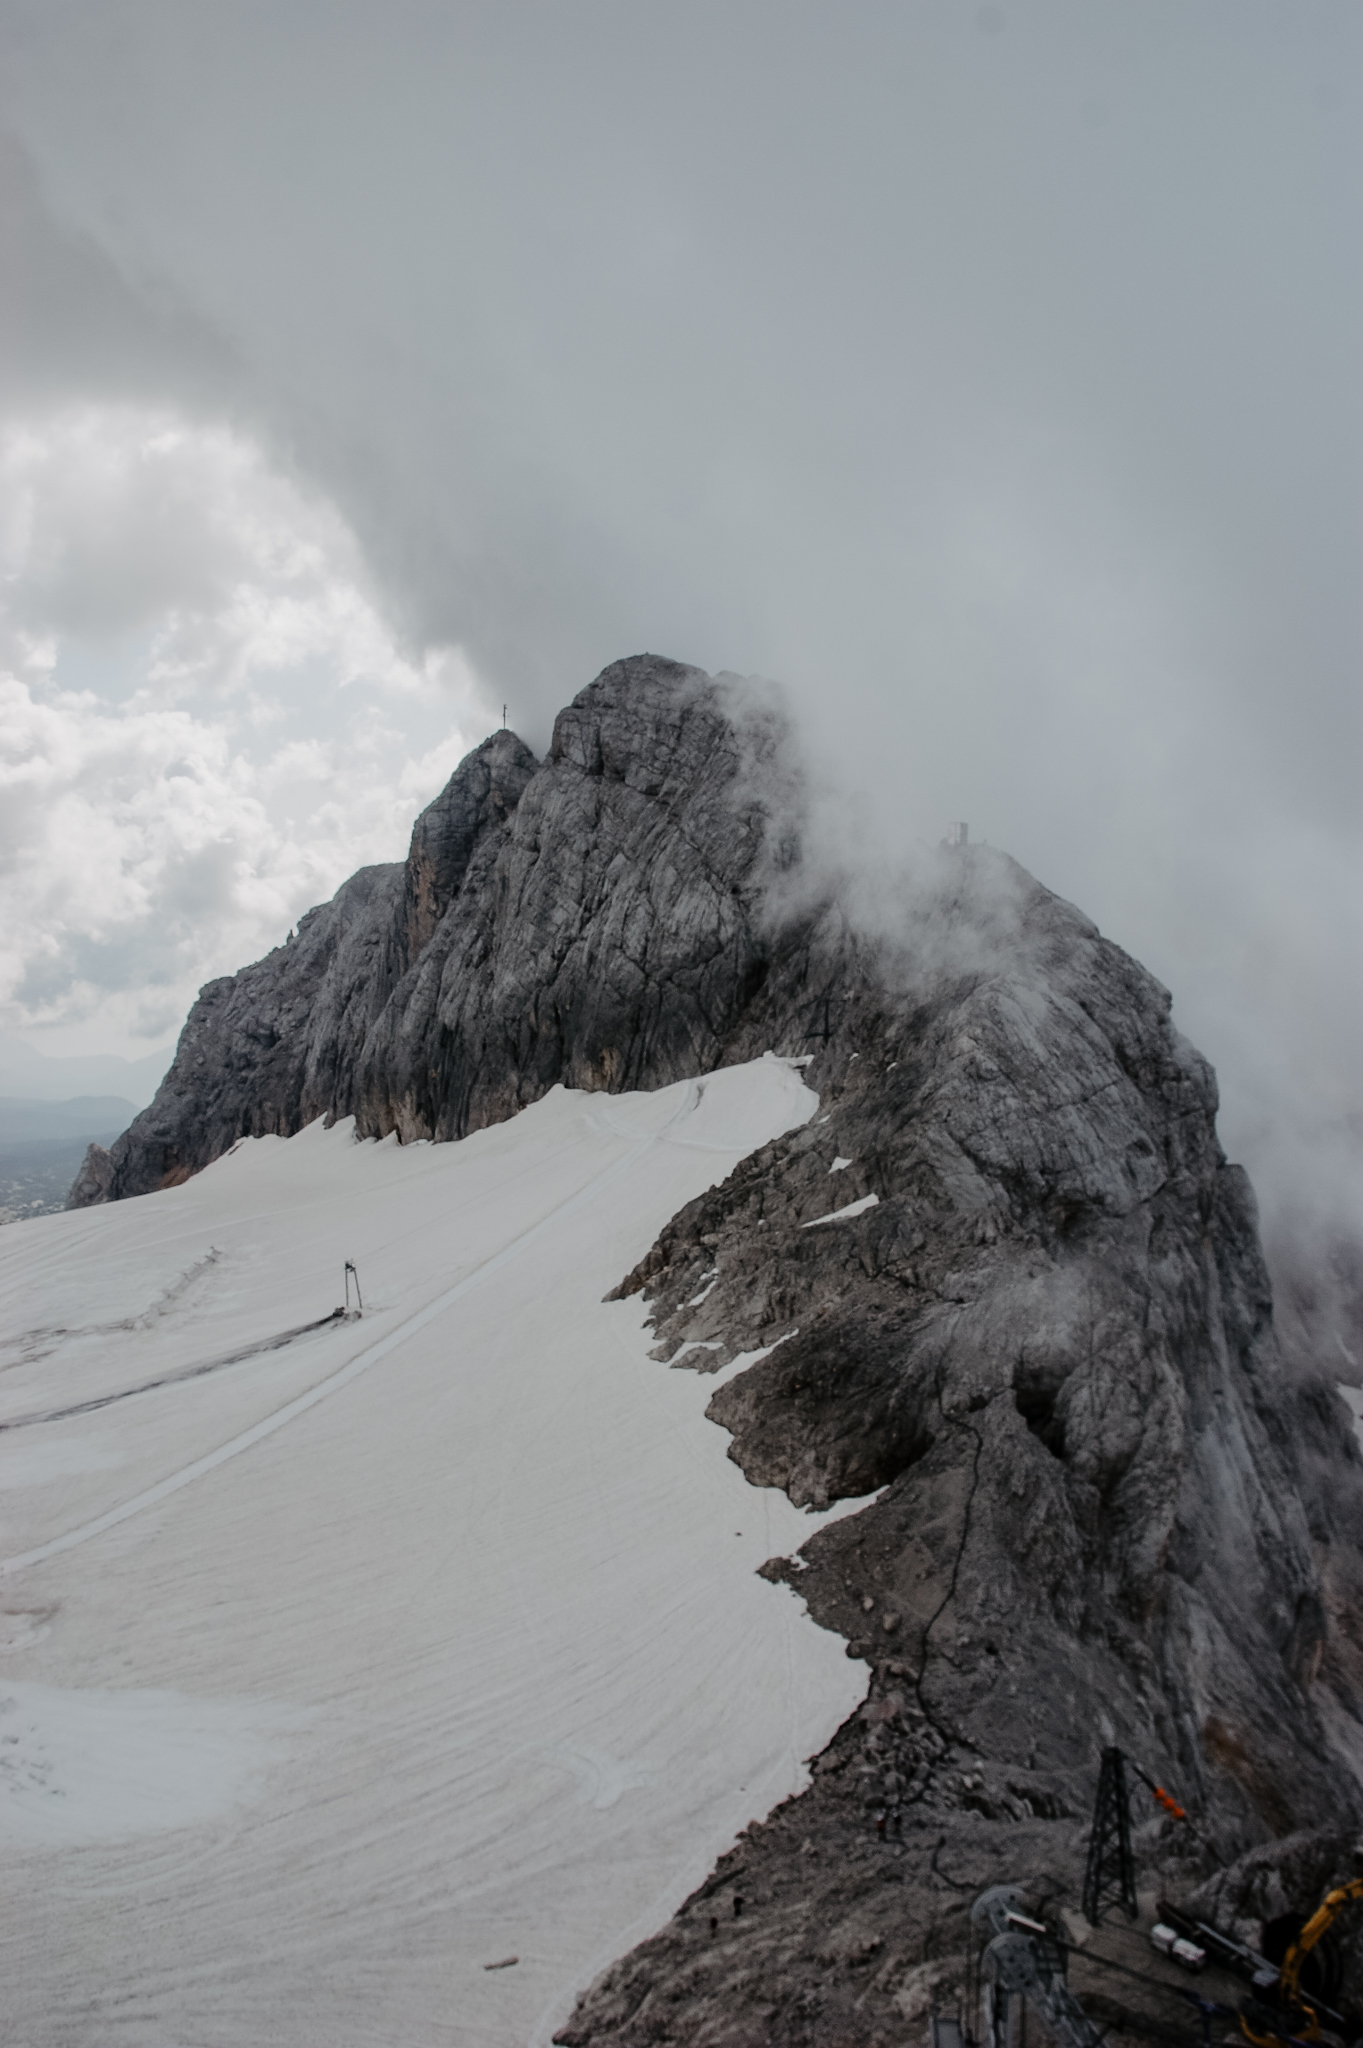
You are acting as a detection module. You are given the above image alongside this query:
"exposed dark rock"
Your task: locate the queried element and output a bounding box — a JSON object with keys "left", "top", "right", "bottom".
{"left": 76, "top": 723, "right": 536, "bottom": 1199}
{"left": 67, "top": 653, "right": 1363, "bottom": 2047}
{"left": 401, "top": 721, "right": 537, "bottom": 959}
{"left": 555, "top": 821, "right": 1363, "bottom": 2043}
{"left": 64, "top": 1140, "right": 113, "bottom": 1209}
{"left": 75, "top": 657, "right": 851, "bottom": 1198}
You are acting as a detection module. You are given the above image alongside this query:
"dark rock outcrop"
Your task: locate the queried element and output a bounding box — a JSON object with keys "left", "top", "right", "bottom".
{"left": 557, "top": 914, "right": 1363, "bottom": 2044}
{"left": 77, "top": 657, "right": 847, "bottom": 1199}
{"left": 69, "top": 653, "right": 1363, "bottom": 2046}
{"left": 65, "top": 1139, "right": 113, "bottom": 1208}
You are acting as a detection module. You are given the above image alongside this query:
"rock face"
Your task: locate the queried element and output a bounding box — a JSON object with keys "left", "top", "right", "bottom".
{"left": 78, "top": 656, "right": 852, "bottom": 1199}
{"left": 71, "top": 654, "right": 1363, "bottom": 2046}
{"left": 560, "top": 908, "right": 1363, "bottom": 2045}
{"left": 64, "top": 1139, "right": 113, "bottom": 1208}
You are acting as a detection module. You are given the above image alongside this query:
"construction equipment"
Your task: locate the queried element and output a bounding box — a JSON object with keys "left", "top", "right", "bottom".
{"left": 1151, "top": 1923, "right": 1209, "bottom": 1972}
{"left": 1240, "top": 1876, "right": 1363, "bottom": 2048}
{"left": 1158, "top": 1903, "right": 1275, "bottom": 1986}
{"left": 1281, "top": 1879, "right": 1362, "bottom": 2015}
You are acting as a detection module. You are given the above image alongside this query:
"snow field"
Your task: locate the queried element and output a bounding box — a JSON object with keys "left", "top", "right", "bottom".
{"left": 0, "top": 1058, "right": 869, "bottom": 2047}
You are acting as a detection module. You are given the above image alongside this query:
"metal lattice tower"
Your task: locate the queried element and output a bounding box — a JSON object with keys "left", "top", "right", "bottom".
{"left": 1082, "top": 1747, "right": 1138, "bottom": 1926}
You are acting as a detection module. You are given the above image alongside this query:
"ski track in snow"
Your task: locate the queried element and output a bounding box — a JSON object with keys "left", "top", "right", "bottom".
{"left": 0, "top": 1098, "right": 672, "bottom": 1577}
{"left": 0, "top": 1058, "right": 870, "bottom": 2048}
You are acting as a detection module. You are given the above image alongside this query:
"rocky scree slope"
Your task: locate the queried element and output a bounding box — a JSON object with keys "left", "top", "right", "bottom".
{"left": 559, "top": 901, "right": 1363, "bottom": 2045}
{"left": 69, "top": 656, "right": 1363, "bottom": 2047}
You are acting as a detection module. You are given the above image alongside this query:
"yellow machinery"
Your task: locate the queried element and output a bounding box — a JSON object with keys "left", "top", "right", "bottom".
{"left": 1242, "top": 1877, "right": 1363, "bottom": 2046}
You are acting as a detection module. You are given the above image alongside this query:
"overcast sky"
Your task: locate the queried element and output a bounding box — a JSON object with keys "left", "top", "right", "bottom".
{"left": 0, "top": 0, "right": 1359, "bottom": 1233}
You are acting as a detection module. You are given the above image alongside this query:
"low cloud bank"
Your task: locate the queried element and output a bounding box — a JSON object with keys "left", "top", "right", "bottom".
{"left": 0, "top": 404, "right": 495, "bottom": 1058}
{"left": 0, "top": 6, "right": 1356, "bottom": 1327}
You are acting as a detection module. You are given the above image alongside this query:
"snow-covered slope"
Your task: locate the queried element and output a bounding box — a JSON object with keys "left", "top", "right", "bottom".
{"left": 0, "top": 1057, "right": 866, "bottom": 2046}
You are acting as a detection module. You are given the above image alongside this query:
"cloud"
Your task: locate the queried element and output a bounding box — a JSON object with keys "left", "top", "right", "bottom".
{"left": 0, "top": 127, "right": 236, "bottom": 416}
{"left": 0, "top": 3, "right": 1356, "bottom": 1267}
{"left": 0, "top": 404, "right": 496, "bottom": 1052}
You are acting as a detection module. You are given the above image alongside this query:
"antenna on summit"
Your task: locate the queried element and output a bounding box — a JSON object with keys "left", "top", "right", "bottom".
{"left": 502, "top": 704, "right": 507, "bottom": 729}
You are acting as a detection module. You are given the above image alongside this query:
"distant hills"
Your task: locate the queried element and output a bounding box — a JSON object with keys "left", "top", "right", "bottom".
{"left": 0, "top": 1094, "right": 141, "bottom": 1143}
{"left": 0, "top": 1033, "right": 170, "bottom": 1108}
{"left": 0, "top": 1093, "right": 143, "bottom": 1224}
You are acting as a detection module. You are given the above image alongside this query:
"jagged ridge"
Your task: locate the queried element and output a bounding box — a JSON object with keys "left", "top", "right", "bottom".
{"left": 69, "top": 654, "right": 1363, "bottom": 2048}
{"left": 74, "top": 656, "right": 853, "bottom": 1202}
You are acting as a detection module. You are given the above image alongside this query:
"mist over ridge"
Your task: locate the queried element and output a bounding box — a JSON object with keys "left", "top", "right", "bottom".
{"left": 36, "top": 647, "right": 1363, "bottom": 2043}
{"left": 3, "top": 16, "right": 1363, "bottom": 2037}
{"left": 0, "top": 2, "right": 1357, "bottom": 1312}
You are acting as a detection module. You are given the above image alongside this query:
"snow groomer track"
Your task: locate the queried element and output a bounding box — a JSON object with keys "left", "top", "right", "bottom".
{"left": 0, "top": 1059, "right": 867, "bottom": 2048}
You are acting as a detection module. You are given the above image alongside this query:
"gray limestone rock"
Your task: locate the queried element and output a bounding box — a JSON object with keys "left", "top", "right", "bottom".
{"left": 78, "top": 657, "right": 860, "bottom": 1200}
{"left": 550, "top": 851, "right": 1363, "bottom": 2043}
{"left": 64, "top": 1140, "right": 113, "bottom": 1208}
{"left": 67, "top": 653, "right": 1363, "bottom": 2047}
{"left": 78, "top": 724, "right": 537, "bottom": 1200}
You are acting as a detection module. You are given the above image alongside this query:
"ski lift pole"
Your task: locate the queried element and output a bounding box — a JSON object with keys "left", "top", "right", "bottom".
{"left": 344, "top": 1261, "right": 363, "bottom": 1313}
{"left": 1083, "top": 1747, "right": 1138, "bottom": 1925}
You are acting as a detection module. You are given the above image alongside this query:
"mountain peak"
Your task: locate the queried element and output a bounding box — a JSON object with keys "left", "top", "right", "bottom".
{"left": 64, "top": 660, "right": 1363, "bottom": 2048}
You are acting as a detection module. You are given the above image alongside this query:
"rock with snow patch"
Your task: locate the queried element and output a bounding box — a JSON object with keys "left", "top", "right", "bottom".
{"left": 68, "top": 651, "right": 1363, "bottom": 2048}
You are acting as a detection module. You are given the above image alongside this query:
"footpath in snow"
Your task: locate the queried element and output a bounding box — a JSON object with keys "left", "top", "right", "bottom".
{"left": 0, "top": 1057, "right": 868, "bottom": 2047}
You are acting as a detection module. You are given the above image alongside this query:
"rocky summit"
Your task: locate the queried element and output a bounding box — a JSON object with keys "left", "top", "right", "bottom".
{"left": 72, "top": 655, "right": 1363, "bottom": 2046}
